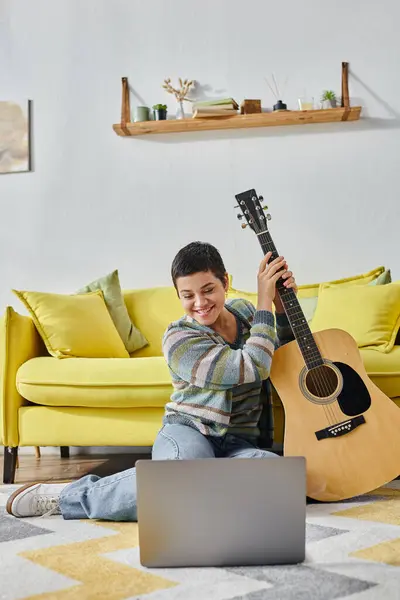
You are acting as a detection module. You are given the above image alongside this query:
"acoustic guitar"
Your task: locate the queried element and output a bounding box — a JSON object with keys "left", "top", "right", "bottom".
{"left": 235, "top": 188, "right": 400, "bottom": 501}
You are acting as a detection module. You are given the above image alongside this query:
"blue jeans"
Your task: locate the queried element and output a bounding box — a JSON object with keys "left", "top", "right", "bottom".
{"left": 59, "top": 423, "right": 278, "bottom": 521}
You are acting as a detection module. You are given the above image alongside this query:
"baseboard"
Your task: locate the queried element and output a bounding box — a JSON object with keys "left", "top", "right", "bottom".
{"left": 0, "top": 445, "right": 152, "bottom": 456}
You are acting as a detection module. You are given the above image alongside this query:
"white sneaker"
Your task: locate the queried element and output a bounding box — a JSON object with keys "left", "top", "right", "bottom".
{"left": 6, "top": 482, "right": 71, "bottom": 518}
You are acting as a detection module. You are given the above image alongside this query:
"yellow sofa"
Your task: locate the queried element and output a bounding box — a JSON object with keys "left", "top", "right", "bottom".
{"left": 1, "top": 282, "right": 400, "bottom": 483}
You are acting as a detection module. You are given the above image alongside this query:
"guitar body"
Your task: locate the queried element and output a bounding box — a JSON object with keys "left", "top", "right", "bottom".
{"left": 271, "top": 328, "right": 400, "bottom": 501}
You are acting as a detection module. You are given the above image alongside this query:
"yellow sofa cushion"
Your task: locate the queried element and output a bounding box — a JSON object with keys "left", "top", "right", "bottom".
{"left": 228, "top": 268, "right": 391, "bottom": 323}
{"left": 123, "top": 287, "right": 183, "bottom": 357}
{"left": 297, "top": 266, "right": 385, "bottom": 299}
{"left": 298, "top": 268, "right": 391, "bottom": 322}
{"left": 13, "top": 289, "right": 129, "bottom": 359}
{"left": 227, "top": 284, "right": 321, "bottom": 321}
{"left": 17, "top": 356, "right": 171, "bottom": 408}
{"left": 78, "top": 269, "right": 148, "bottom": 353}
{"left": 227, "top": 286, "right": 257, "bottom": 306}
{"left": 310, "top": 282, "right": 400, "bottom": 352}
{"left": 360, "top": 346, "right": 400, "bottom": 398}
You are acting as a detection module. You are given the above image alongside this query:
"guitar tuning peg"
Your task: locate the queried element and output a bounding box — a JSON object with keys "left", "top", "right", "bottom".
{"left": 241, "top": 223, "right": 248, "bottom": 229}
{"left": 266, "top": 213, "right": 272, "bottom": 220}
{"left": 237, "top": 214, "right": 244, "bottom": 220}
{"left": 262, "top": 205, "right": 269, "bottom": 211}
{"left": 234, "top": 205, "right": 239, "bottom": 208}
{"left": 259, "top": 195, "right": 264, "bottom": 202}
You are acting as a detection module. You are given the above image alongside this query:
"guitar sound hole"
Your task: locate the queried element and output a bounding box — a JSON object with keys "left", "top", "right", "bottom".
{"left": 306, "top": 365, "right": 339, "bottom": 398}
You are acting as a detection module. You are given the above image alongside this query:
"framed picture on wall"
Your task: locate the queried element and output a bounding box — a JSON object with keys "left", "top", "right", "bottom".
{"left": 0, "top": 99, "right": 32, "bottom": 174}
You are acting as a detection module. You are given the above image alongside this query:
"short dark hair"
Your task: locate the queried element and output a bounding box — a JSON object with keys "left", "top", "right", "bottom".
{"left": 171, "top": 241, "right": 227, "bottom": 289}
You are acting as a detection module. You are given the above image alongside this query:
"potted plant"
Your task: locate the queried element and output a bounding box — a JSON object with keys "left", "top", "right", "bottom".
{"left": 321, "top": 90, "right": 337, "bottom": 109}
{"left": 152, "top": 104, "right": 167, "bottom": 120}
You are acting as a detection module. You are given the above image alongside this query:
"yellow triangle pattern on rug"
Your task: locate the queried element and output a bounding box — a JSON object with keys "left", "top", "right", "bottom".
{"left": 19, "top": 522, "right": 177, "bottom": 600}
{"left": 333, "top": 486, "right": 400, "bottom": 567}
{"left": 352, "top": 538, "right": 400, "bottom": 567}
{"left": 333, "top": 486, "right": 400, "bottom": 525}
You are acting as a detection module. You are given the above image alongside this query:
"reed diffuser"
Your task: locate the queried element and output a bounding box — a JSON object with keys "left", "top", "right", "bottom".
{"left": 264, "top": 73, "right": 288, "bottom": 111}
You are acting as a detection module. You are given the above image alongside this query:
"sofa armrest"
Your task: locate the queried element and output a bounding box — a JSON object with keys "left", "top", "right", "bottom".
{"left": 0, "top": 307, "right": 44, "bottom": 447}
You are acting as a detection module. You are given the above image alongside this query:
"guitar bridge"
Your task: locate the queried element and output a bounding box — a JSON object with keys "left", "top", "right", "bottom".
{"left": 315, "top": 415, "right": 366, "bottom": 441}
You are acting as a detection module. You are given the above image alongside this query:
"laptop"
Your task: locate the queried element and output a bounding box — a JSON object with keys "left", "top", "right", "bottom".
{"left": 136, "top": 456, "right": 306, "bottom": 568}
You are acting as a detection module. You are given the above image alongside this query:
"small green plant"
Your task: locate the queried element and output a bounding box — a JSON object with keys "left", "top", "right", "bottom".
{"left": 321, "top": 90, "right": 336, "bottom": 102}
{"left": 152, "top": 103, "right": 167, "bottom": 110}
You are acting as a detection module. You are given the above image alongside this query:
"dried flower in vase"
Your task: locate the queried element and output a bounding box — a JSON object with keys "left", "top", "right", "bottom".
{"left": 163, "top": 78, "right": 194, "bottom": 102}
{"left": 163, "top": 78, "right": 194, "bottom": 119}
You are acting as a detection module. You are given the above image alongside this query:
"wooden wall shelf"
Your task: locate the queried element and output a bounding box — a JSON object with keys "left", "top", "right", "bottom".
{"left": 113, "top": 106, "right": 361, "bottom": 137}
{"left": 114, "top": 63, "right": 361, "bottom": 138}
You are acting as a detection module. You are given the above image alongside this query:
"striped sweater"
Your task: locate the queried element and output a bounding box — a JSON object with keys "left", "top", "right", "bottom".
{"left": 162, "top": 298, "right": 294, "bottom": 440}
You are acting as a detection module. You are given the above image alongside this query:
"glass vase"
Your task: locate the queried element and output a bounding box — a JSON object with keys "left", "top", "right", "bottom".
{"left": 176, "top": 101, "right": 185, "bottom": 120}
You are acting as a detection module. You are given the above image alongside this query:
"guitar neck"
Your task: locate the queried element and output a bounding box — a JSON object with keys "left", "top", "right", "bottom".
{"left": 257, "top": 231, "right": 323, "bottom": 369}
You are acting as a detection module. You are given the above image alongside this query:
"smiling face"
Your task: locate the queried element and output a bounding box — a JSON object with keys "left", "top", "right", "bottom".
{"left": 176, "top": 270, "right": 228, "bottom": 326}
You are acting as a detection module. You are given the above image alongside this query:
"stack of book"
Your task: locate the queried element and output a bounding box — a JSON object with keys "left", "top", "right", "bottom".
{"left": 192, "top": 98, "right": 239, "bottom": 118}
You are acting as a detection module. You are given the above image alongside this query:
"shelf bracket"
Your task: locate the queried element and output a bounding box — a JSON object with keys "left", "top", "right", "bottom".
{"left": 120, "top": 76, "right": 131, "bottom": 134}
{"left": 341, "top": 62, "right": 350, "bottom": 120}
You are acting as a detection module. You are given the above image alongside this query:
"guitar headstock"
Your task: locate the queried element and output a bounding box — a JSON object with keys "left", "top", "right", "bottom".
{"left": 234, "top": 189, "right": 271, "bottom": 235}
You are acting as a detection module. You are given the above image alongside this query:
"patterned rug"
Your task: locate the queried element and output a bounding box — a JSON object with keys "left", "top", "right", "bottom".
{"left": 0, "top": 482, "right": 399, "bottom": 600}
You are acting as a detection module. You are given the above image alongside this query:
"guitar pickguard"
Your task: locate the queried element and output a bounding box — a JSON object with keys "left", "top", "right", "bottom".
{"left": 334, "top": 361, "right": 371, "bottom": 416}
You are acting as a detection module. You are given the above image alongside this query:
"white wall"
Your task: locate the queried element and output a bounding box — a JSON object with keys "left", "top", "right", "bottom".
{"left": 1, "top": 0, "right": 400, "bottom": 312}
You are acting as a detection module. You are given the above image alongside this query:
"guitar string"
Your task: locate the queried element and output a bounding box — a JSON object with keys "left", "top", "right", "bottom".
{"left": 248, "top": 217, "right": 335, "bottom": 425}
{"left": 256, "top": 224, "right": 346, "bottom": 424}
{"left": 255, "top": 230, "right": 334, "bottom": 406}
{"left": 239, "top": 203, "right": 336, "bottom": 421}
{"left": 315, "top": 364, "right": 342, "bottom": 422}
{"left": 258, "top": 231, "right": 339, "bottom": 425}
{"left": 257, "top": 229, "right": 339, "bottom": 424}
{"left": 251, "top": 201, "right": 345, "bottom": 425}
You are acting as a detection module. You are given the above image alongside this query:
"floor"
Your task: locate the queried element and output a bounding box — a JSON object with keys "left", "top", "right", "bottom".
{"left": 0, "top": 451, "right": 152, "bottom": 484}
{"left": 1, "top": 444, "right": 283, "bottom": 485}
{"left": 1, "top": 454, "right": 400, "bottom": 599}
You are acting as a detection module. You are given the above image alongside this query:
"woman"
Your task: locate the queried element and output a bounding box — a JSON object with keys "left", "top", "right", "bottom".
{"left": 7, "top": 241, "right": 297, "bottom": 520}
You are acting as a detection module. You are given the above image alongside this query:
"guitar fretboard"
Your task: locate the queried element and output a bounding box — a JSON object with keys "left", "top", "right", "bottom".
{"left": 257, "top": 231, "right": 323, "bottom": 369}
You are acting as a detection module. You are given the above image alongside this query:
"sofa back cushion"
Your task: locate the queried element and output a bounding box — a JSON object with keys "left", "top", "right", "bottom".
{"left": 123, "top": 287, "right": 183, "bottom": 357}
{"left": 297, "top": 265, "right": 386, "bottom": 299}
{"left": 228, "top": 267, "right": 391, "bottom": 324}
{"left": 310, "top": 281, "right": 400, "bottom": 353}
{"left": 78, "top": 269, "right": 148, "bottom": 353}
{"left": 13, "top": 289, "right": 130, "bottom": 358}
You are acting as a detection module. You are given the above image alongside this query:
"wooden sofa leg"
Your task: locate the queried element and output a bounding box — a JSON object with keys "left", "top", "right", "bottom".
{"left": 60, "top": 446, "right": 70, "bottom": 459}
{"left": 3, "top": 447, "right": 18, "bottom": 484}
